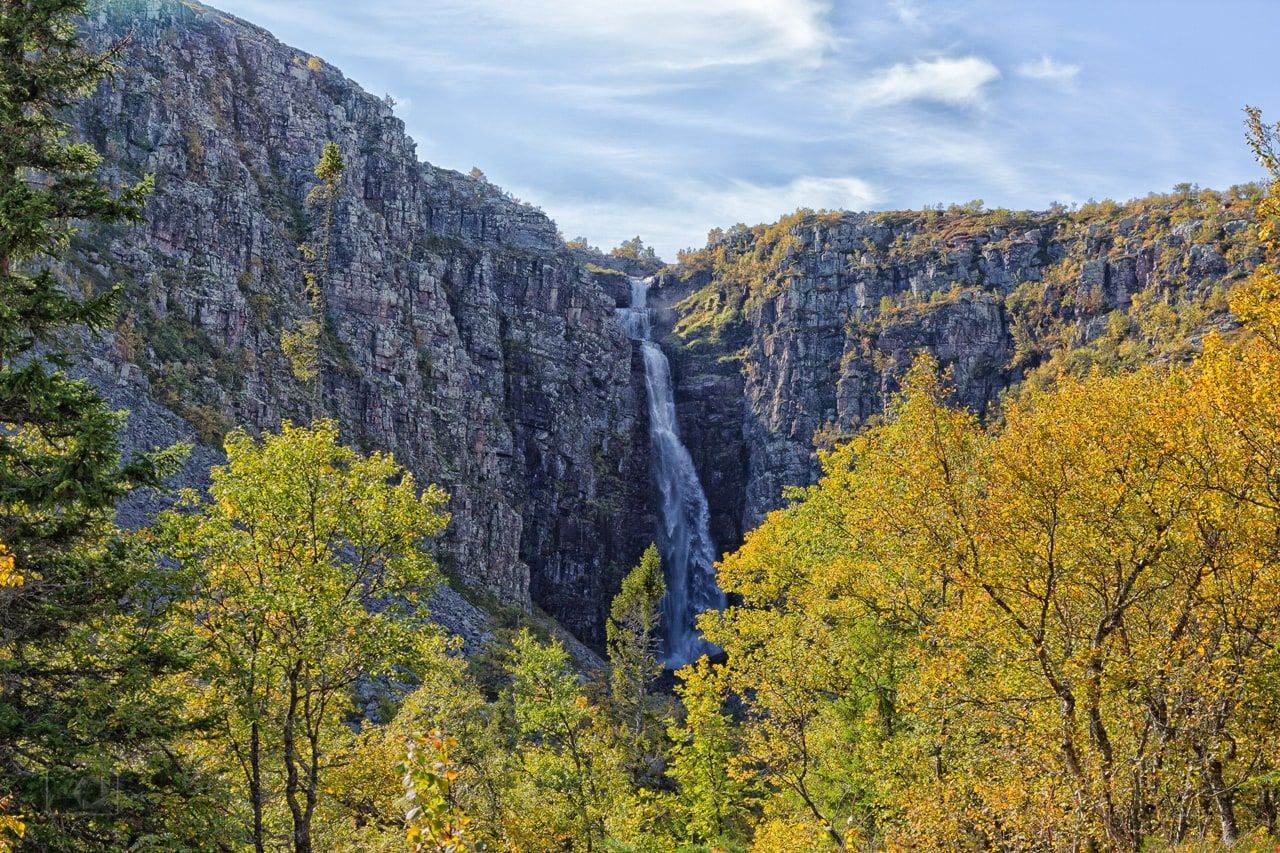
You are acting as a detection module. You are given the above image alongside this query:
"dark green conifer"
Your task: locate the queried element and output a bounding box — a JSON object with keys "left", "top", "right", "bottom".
{"left": 0, "top": 2, "right": 213, "bottom": 847}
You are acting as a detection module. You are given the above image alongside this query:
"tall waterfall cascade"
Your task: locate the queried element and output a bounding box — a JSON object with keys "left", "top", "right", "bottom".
{"left": 617, "top": 277, "right": 726, "bottom": 667}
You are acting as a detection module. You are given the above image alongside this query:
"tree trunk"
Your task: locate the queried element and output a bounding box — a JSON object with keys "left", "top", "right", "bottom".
{"left": 1261, "top": 786, "right": 1277, "bottom": 837}
{"left": 302, "top": 722, "right": 321, "bottom": 849}
{"left": 250, "top": 720, "right": 265, "bottom": 853}
{"left": 1202, "top": 755, "right": 1237, "bottom": 845}
{"left": 283, "top": 664, "right": 310, "bottom": 852}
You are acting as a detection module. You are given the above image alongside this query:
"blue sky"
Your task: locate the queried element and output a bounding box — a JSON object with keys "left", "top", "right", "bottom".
{"left": 214, "top": 0, "right": 1280, "bottom": 260}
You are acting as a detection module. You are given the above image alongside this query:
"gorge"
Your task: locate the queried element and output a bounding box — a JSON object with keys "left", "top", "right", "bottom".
{"left": 16, "top": 0, "right": 1280, "bottom": 846}
{"left": 70, "top": 0, "right": 1265, "bottom": 656}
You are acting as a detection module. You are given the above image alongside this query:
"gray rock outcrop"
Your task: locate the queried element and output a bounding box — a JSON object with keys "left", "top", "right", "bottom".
{"left": 654, "top": 200, "right": 1260, "bottom": 546}
{"left": 72, "top": 0, "right": 653, "bottom": 646}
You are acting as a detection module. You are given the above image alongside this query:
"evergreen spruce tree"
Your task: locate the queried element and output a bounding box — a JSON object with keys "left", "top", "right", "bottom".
{"left": 0, "top": 2, "right": 213, "bottom": 847}
{"left": 605, "top": 544, "right": 667, "bottom": 782}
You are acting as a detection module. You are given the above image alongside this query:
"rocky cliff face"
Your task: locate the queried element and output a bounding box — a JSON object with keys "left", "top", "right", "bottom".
{"left": 654, "top": 194, "right": 1261, "bottom": 546}
{"left": 72, "top": 0, "right": 653, "bottom": 647}
{"left": 68, "top": 2, "right": 1265, "bottom": 650}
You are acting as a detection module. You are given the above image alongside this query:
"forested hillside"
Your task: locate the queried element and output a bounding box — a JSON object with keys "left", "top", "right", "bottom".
{"left": 3, "top": 1, "right": 1280, "bottom": 850}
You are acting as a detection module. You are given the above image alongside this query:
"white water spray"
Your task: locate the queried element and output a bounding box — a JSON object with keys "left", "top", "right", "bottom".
{"left": 617, "top": 278, "right": 725, "bottom": 667}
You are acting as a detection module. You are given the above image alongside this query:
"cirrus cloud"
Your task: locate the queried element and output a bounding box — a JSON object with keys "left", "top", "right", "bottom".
{"left": 210, "top": 0, "right": 1269, "bottom": 263}
{"left": 858, "top": 56, "right": 1000, "bottom": 108}
{"left": 514, "top": 174, "right": 880, "bottom": 259}
{"left": 361, "top": 0, "right": 837, "bottom": 73}
{"left": 1017, "top": 55, "right": 1081, "bottom": 84}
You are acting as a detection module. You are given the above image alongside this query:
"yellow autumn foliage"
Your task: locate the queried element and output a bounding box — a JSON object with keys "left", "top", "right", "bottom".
{"left": 697, "top": 117, "right": 1280, "bottom": 850}
{"left": 0, "top": 795, "right": 23, "bottom": 851}
{"left": 0, "top": 544, "right": 20, "bottom": 588}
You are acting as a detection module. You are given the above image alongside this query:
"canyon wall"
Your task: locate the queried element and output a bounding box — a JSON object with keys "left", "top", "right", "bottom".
{"left": 72, "top": 1, "right": 1266, "bottom": 648}
{"left": 72, "top": 0, "right": 654, "bottom": 646}
{"left": 653, "top": 198, "right": 1259, "bottom": 550}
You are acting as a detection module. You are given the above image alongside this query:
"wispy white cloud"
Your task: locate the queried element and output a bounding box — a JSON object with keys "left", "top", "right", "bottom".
{"left": 857, "top": 56, "right": 1000, "bottom": 107}
{"left": 211, "top": 0, "right": 1264, "bottom": 259}
{"left": 214, "top": 0, "right": 521, "bottom": 83}
{"left": 704, "top": 175, "right": 879, "bottom": 223}
{"left": 869, "top": 117, "right": 1027, "bottom": 194}
{"left": 219, "top": 0, "right": 837, "bottom": 110}
{"left": 368, "top": 0, "right": 836, "bottom": 72}
{"left": 516, "top": 175, "right": 879, "bottom": 259}
{"left": 1017, "top": 55, "right": 1080, "bottom": 84}
{"left": 889, "top": 0, "right": 923, "bottom": 29}
{"left": 537, "top": 81, "right": 702, "bottom": 104}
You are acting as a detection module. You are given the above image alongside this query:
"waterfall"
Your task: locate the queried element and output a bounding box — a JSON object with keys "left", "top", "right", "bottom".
{"left": 617, "top": 277, "right": 726, "bottom": 667}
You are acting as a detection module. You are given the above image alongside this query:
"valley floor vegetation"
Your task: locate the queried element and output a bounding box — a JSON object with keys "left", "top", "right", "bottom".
{"left": 5, "top": 2, "right": 1280, "bottom": 851}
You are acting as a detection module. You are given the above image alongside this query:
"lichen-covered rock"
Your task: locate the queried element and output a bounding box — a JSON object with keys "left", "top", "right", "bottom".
{"left": 656, "top": 195, "right": 1262, "bottom": 543}
{"left": 72, "top": 0, "right": 652, "bottom": 647}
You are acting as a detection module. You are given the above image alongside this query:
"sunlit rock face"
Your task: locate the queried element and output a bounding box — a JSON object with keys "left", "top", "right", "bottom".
{"left": 653, "top": 203, "right": 1257, "bottom": 550}
{"left": 70, "top": 0, "right": 654, "bottom": 648}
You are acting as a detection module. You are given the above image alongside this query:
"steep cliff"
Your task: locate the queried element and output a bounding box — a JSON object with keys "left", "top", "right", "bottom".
{"left": 654, "top": 191, "right": 1262, "bottom": 546}
{"left": 65, "top": 1, "right": 1266, "bottom": 652}
{"left": 70, "top": 0, "right": 653, "bottom": 647}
